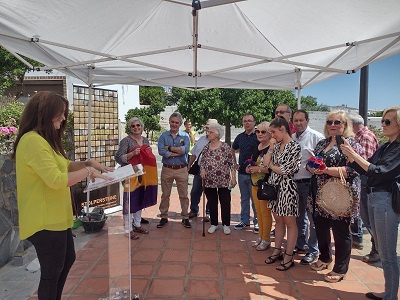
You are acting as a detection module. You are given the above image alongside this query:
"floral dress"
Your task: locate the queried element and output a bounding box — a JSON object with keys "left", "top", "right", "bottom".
{"left": 200, "top": 142, "right": 236, "bottom": 188}
{"left": 268, "top": 140, "right": 301, "bottom": 216}
{"left": 308, "top": 137, "right": 363, "bottom": 221}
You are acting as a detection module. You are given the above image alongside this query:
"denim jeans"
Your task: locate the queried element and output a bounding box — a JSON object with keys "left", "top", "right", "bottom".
{"left": 368, "top": 191, "right": 400, "bottom": 300}
{"left": 360, "top": 175, "right": 377, "bottom": 253}
{"left": 296, "top": 181, "right": 318, "bottom": 254}
{"left": 238, "top": 173, "right": 257, "bottom": 225}
{"left": 189, "top": 173, "right": 203, "bottom": 214}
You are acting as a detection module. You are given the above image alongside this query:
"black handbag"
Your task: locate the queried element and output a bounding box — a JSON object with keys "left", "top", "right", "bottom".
{"left": 188, "top": 155, "right": 200, "bottom": 175}
{"left": 392, "top": 180, "right": 400, "bottom": 214}
{"left": 257, "top": 176, "right": 278, "bottom": 201}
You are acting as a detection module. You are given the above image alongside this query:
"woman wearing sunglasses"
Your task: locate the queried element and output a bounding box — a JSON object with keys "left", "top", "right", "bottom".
{"left": 307, "top": 110, "right": 363, "bottom": 283}
{"left": 115, "top": 117, "right": 157, "bottom": 239}
{"left": 246, "top": 122, "right": 273, "bottom": 251}
{"left": 341, "top": 107, "right": 400, "bottom": 300}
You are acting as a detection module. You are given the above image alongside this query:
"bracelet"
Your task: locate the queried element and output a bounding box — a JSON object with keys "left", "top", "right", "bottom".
{"left": 85, "top": 166, "right": 92, "bottom": 177}
{"left": 168, "top": 146, "right": 171, "bottom": 152}
{"left": 84, "top": 158, "right": 90, "bottom": 167}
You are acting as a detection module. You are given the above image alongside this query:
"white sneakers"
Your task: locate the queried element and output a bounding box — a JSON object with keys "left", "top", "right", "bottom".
{"left": 223, "top": 225, "right": 231, "bottom": 235}
{"left": 208, "top": 225, "right": 231, "bottom": 235}
{"left": 208, "top": 225, "right": 218, "bottom": 234}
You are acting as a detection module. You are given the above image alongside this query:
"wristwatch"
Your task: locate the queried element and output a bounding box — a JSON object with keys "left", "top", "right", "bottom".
{"left": 84, "top": 158, "right": 90, "bottom": 167}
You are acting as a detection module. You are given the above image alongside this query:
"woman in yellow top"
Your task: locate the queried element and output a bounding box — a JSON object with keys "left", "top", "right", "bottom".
{"left": 13, "top": 91, "right": 112, "bottom": 300}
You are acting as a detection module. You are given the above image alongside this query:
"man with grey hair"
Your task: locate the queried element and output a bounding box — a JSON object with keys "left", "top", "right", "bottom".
{"left": 348, "top": 113, "right": 379, "bottom": 262}
{"left": 157, "top": 112, "right": 191, "bottom": 229}
{"left": 275, "top": 103, "right": 295, "bottom": 134}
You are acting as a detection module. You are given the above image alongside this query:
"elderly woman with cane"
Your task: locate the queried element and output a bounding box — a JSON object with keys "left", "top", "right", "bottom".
{"left": 341, "top": 107, "right": 400, "bottom": 300}
{"left": 200, "top": 122, "right": 236, "bottom": 235}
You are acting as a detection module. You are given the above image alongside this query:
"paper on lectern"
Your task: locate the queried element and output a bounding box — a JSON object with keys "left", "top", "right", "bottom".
{"left": 84, "top": 164, "right": 145, "bottom": 192}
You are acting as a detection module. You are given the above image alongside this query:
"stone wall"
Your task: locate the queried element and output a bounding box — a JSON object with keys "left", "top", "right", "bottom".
{"left": 0, "top": 154, "right": 26, "bottom": 268}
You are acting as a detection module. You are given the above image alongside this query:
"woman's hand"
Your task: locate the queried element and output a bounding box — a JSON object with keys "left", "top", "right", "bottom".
{"left": 87, "top": 167, "right": 113, "bottom": 182}
{"left": 200, "top": 170, "right": 207, "bottom": 179}
{"left": 269, "top": 138, "right": 277, "bottom": 148}
{"left": 340, "top": 138, "right": 356, "bottom": 162}
{"left": 230, "top": 177, "right": 237, "bottom": 188}
{"left": 248, "top": 166, "right": 259, "bottom": 174}
{"left": 88, "top": 159, "right": 114, "bottom": 173}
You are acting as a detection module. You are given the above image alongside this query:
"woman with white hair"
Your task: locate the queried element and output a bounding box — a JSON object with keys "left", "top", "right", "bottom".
{"left": 200, "top": 122, "right": 237, "bottom": 234}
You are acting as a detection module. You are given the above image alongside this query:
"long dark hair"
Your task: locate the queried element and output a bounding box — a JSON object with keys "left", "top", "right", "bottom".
{"left": 270, "top": 116, "right": 291, "bottom": 135}
{"left": 12, "top": 91, "right": 69, "bottom": 159}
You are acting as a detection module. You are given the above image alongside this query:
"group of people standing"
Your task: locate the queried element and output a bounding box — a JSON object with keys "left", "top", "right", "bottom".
{"left": 13, "top": 90, "right": 400, "bottom": 300}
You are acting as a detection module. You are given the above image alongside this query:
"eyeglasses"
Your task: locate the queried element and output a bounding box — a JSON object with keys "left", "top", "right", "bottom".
{"left": 255, "top": 129, "right": 269, "bottom": 134}
{"left": 326, "top": 120, "right": 342, "bottom": 126}
{"left": 131, "top": 124, "right": 141, "bottom": 128}
{"left": 275, "top": 110, "right": 289, "bottom": 115}
{"left": 243, "top": 119, "right": 255, "bottom": 123}
{"left": 381, "top": 118, "right": 392, "bottom": 126}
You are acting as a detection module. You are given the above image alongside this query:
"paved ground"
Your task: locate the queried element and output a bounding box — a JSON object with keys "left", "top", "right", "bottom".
{"left": 0, "top": 183, "right": 398, "bottom": 299}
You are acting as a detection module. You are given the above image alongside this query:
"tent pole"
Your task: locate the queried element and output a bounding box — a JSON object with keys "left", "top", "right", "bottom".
{"left": 192, "top": 1, "right": 200, "bottom": 89}
{"left": 86, "top": 66, "right": 94, "bottom": 213}
{"left": 297, "top": 89, "right": 301, "bottom": 109}
{"left": 296, "top": 68, "right": 302, "bottom": 109}
{"left": 359, "top": 65, "right": 369, "bottom": 126}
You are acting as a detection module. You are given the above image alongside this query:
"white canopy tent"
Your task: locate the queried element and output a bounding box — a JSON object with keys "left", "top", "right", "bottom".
{"left": 1, "top": 0, "right": 400, "bottom": 93}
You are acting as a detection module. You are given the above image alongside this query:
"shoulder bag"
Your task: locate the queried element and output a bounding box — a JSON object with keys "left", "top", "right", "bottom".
{"left": 257, "top": 175, "right": 278, "bottom": 201}
{"left": 188, "top": 153, "right": 201, "bottom": 175}
{"left": 316, "top": 167, "right": 353, "bottom": 218}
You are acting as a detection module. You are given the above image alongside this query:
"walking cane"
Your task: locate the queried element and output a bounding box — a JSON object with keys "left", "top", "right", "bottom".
{"left": 202, "top": 178, "right": 206, "bottom": 237}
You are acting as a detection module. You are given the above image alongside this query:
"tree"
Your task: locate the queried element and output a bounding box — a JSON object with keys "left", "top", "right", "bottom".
{"left": 139, "top": 86, "right": 167, "bottom": 105}
{"left": 176, "top": 88, "right": 296, "bottom": 144}
{"left": 300, "top": 95, "right": 329, "bottom": 111}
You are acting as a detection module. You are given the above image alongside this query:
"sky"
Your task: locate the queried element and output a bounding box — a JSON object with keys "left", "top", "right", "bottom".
{"left": 300, "top": 53, "right": 400, "bottom": 110}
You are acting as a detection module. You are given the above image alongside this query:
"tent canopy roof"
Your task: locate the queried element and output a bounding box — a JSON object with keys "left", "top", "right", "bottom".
{"left": 1, "top": 0, "right": 399, "bottom": 90}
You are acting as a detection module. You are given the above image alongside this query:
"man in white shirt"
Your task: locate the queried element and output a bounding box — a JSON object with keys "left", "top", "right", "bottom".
{"left": 292, "top": 109, "right": 324, "bottom": 264}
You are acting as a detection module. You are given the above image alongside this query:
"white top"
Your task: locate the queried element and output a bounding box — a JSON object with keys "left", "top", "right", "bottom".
{"left": 191, "top": 135, "right": 209, "bottom": 165}
{"left": 292, "top": 126, "right": 324, "bottom": 180}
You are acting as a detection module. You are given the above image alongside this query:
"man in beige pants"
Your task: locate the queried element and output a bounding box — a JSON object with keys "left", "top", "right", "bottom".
{"left": 157, "top": 112, "right": 191, "bottom": 229}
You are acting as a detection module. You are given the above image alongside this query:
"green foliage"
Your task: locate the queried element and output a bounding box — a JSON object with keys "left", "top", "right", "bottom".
{"left": 300, "top": 95, "right": 329, "bottom": 112}
{"left": 62, "top": 110, "right": 75, "bottom": 158}
{"left": 0, "top": 97, "right": 25, "bottom": 126}
{"left": 139, "top": 86, "right": 167, "bottom": 105}
{"left": 369, "top": 125, "right": 388, "bottom": 145}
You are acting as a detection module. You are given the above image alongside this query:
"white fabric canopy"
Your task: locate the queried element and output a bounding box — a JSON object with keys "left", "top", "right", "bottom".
{"left": 1, "top": 0, "right": 400, "bottom": 90}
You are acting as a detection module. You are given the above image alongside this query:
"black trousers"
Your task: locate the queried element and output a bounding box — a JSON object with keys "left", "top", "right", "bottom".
{"left": 314, "top": 215, "right": 351, "bottom": 274}
{"left": 28, "top": 228, "right": 76, "bottom": 300}
{"left": 204, "top": 187, "right": 231, "bottom": 226}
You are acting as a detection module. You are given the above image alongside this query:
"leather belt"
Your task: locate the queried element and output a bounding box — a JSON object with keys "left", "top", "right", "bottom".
{"left": 366, "top": 186, "right": 389, "bottom": 194}
{"left": 295, "top": 178, "right": 311, "bottom": 184}
{"left": 163, "top": 164, "right": 187, "bottom": 170}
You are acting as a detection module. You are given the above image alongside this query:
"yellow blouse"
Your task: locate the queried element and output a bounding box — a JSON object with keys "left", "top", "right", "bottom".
{"left": 16, "top": 131, "right": 72, "bottom": 239}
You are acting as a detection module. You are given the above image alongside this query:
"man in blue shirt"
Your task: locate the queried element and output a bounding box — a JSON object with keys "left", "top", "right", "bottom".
{"left": 232, "top": 114, "right": 259, "bottom": 232}
{"left": 157, "top": 112, "right": 191, "bottom": 228}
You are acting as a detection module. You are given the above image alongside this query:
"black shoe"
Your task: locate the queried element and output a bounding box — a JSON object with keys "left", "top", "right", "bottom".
{"left": 182, "top": 219, "right": 192, "bottom": 228}
{"left": 188, "top": 212, "right": 198, "bottom": 218}
{"left": 300, "top": 252, "right": 319, "bottom": 265}
{"left": 140, "top": 217, "right": 150, "bottom": 224}
{"left": 365, "top": 292, "right": 382, "bottom": 300}
{"left": 293, "top": 246, "right": 307, "bottom": 254}
{"left": 157, "top": 218, "right": 168, "bottom": 228}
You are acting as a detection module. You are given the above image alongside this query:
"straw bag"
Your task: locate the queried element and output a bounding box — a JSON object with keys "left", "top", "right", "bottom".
{"left": 316, "top": 167, "right": 353, "bottom": 218}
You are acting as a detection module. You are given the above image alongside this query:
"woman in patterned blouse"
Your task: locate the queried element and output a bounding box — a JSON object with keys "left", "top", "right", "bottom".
{"left": 200, "top": 122, "right": 237, "bottom": 235}
{"left": 307, "top": 110, "right": 363, "bottom": 283}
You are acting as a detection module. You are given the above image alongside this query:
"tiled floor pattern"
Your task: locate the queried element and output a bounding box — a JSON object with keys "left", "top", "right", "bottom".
{"left": 28, "top": 190, "right": 395, "bottom": 300}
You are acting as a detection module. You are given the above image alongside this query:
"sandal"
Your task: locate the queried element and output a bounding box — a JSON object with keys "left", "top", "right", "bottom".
{"left": 133, "top": 226, "right": 149, "bottom": 234}
{"left": 324, "top": 271, "right": 346, "bottom": 283}
{"left": 264, "top": 247, "right": 283, "bottom": 264}
{"left": 310, "top": 259, "right": 332, "bottom": 271}
{"left": 276, "top": 252, "right": 295, "bottom": 271}
{"left": 125, "top": 232, "right": 139, "bottom": 240}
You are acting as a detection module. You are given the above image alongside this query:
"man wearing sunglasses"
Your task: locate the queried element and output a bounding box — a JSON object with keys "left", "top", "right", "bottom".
{"left": 348, "top": 113, "right": 379, "bottom": 262}
{"left": 275, "top": 104, "right": 296, "bottom": 134}
{"left": 292, "top": 109, "right": 324, "bottom": 264}
{"left": 232, "top": 114, "right": 259, "bottom": 232}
